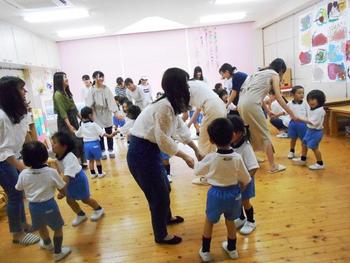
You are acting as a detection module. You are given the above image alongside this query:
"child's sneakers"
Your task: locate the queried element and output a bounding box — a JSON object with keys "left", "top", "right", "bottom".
{"left": 72, "top": 215, "right": 87, "bottom": 226}
{"left": 309, "top": 163, "right": 325, "bottom": 170}
{"left": 276, "top": 132, "right": 288, "bottom": 138}
{"left": 54, "top": 246, "right": 71, "bottom": 262}
{"left": 240, "top": 221, "right": 256, "bottom": 235}
{"left": 108, "top": 150, "right": 115, "bottom": 159}
{"left": 222, "top": 241, "right": 239, "bottom": 259}
{"left": 98, "top": 172, "right": 106, "bottom": 178}
{"left": 101, "top": 151, "right": 107, "bottom": 160}
{"left": 91, "top": 173, "right": 98, "bottom": 179}
{"left": 192, "top": 177, "right": 209, "bottom": 186}
{"left": 39, "top": 239, "right": 54, "bottom": 251}
{"left": 199, "top": 248, "right": 212, "bottom": 262}
{"left": 234, "top": 218, "right": 246, "bottom": 229}
{"left": 91, "top": 208, "right": 104, "bottom": 221}
{"left": 287, "top": 152, "right": 296, "bottom": 159}
{"left": 292, "top": 157, "right": 306, "bottom": 165}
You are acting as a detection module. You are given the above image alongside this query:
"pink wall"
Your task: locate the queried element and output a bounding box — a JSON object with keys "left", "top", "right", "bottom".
{"left": 58, "top": 22, "right": 255, "bottom": 102}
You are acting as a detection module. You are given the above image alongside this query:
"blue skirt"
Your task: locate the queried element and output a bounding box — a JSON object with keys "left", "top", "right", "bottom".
{"left": 67, "top": 169, "right": 90, "bottom": 200}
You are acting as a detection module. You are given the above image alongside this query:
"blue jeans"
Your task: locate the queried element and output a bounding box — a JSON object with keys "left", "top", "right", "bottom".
{"left": 0, "top": 161, "right": 26, "bottom": 233}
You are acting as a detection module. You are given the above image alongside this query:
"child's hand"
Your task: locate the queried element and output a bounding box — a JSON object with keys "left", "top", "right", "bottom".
{"left": 183, "top": 156, "right": 195, "bottom": 169}
{"left": 195, "top": 151, "right": 205, "bottom": 161}
{"left": 57, "top": 192, "right": 65, "bottom": 199}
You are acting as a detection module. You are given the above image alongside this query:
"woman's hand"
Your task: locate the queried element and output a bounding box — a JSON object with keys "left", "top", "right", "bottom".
{"left": 195, "top": 151, "right": 204, "bottom": 161}
{"left": 57, "top": 192, "right": 65, "bottom": 200}
{"left": 290, "top": 112, "right": 298, "bottom": 121}
{"left": 267, "top": 111, "right": 276, "bottom": 119}
{"left": 183, "top": 155, "right": 195, "bottom": 169}
{"left": 68, "top": 124, "right": 76, "bottom": 134}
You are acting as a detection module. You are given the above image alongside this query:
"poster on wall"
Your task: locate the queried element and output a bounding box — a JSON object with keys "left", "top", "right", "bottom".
{"left": 299, "top": 13, "right": 313, "bottom": 65}
{"left": 32, "top": 108, "right": 51, "bottom": 144}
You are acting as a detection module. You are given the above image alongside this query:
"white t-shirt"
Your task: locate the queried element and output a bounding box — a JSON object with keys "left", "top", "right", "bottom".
{"left": 287, "top": 100, "right": 308, "bottom": 119}
{"left": 271, "top": 101, "right": 291, "bottom": 127}
{"left": 131, "top": 98, "right": 191, "bottom": 156}
{"left": 82, "top": 87, "right": 91, "bottom": 106}
{"left": 224, "top": 78, "right": 233, "bottom": 92}
{"left": 307, "top": 107, "right": 325, "bottom": 130}
{"left": 126, "top": 86, "right": 146, "bottom": 110}
{"left": 120, "top": 118, "right": 135, "bottom": 136}
{"left": 139, "top": 84, "right": 153, "bottom": 104}
{"left": 15, "top": 166, "right": 65, "bottom": 203}
{"left": 194, "top": 149, "right": 251, "bottom": 187}
{"left": 57, "top": 152, "right": 82, "bottom": 178}
{"left": 227, "top": 103, "right": 237, "bottom": 113}
{"left": 233, "top": 140, "right": 259, "bottom": 171}
{"left": 75, "top": 121, "right": 105, "bottom": 142}
{"left": 0, "top": 109, "right": 29, "bottom": 161}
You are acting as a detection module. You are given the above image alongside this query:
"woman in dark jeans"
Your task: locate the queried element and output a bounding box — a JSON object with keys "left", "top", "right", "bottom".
{"left": 53, "top": 72, "right": 86, "bottom": 167}
{"left": 0, "top": 76, "right": 39, "bottom": 245}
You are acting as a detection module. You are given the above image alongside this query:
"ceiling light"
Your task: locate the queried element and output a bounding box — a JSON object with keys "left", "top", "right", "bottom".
{"left": 57, "top": 26, "right": 105, "bottom": 38}
{"left": 23, "top": 7, "right": 89, "bottom": 23}
{"left": 214, "top": 0, "right": 258, "bottom": 4}
{"left": 200, "top": 12, "right": 247, "bottom": 23}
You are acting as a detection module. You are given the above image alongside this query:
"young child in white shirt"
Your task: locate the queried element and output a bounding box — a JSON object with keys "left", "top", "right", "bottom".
{"left": 293, "top": 90, "right": 326, "bottom": 170}
{"left": 138, "top": 76, "right": 153, "bottom": 106}
{"left": 75, "top": 107, "right": 117, "bottom": 179}
{"left": 268, "top": 90, "right": 290, "bottom": 138}
{"left": 52, "top": 132, "right": 105, "bottom": 227}
{"left": 125, "top": 78, "right": 147, "bottom": 110}
{"left": 218, "top": 89, "right": 237, "bottom": 115}
{"left": 228, "top": 115, "right": 259, "bottom": 235}
{"left": 113, "top": 96, "right": 127, "bottom": 139}
{"left": 119, "top": 105, "right": 141, "bottom": 139}
{"left": 195, "top": 118, "right": 251, "bottom": 262}
{"left": 287, "top": 86, "right": 308, "bottom": 159}
{"left": 16, "top": 141, "right": 71, "bottom": 261}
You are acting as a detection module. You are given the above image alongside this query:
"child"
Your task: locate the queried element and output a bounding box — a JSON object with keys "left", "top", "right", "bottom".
{"left": 75, "top": 107, "right": 117, "bottom": 179}
{"left": 120, "top": 105, "right": 141, "bottom": 139}
{"left": 125, "top": 78, "right": 147, "bottom": 110}
{"left": 287, "top": 86, "right": 308, "bottom": 159}
{"left": 15, "top": 141, "right": 71, "bottom": 261}
{"left": 115, "top": 77, "right": 126, "bottom": 98}
{"left": 268, "top": 89, "right": 290, "bottom": 138}
{"left": 138, "top": 76, "right": 153, "bottom": 106}
{"left": 218, "top": 89, "right": 237, "bottom": 115}
{"left": 82, "top": 74, "right": 92, "bottom": 106}
{"left": 213, "top": 83, "right": 224, "bottom": 94}
{"left": 51, "top": 132, "right": 105, "bottom": 226}
{"left": 228, "top": 115, "right": 259, "bottom": 235}
{"left": 195, "top": 118, "right": 251, "bottom": 262}
{"left": 293, "top": 90, "right": 326, "bottom": 170}
{"left": 113, "top": 96, "right": 127, "bottom": 139}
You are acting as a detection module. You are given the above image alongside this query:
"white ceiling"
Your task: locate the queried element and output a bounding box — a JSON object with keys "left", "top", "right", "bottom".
{"left": 0, "top": 0, "right": 297, "bottom": 41}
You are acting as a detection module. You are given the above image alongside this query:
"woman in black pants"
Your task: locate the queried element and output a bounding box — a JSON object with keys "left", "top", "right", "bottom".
{"left": 127, "top": 68, "right": 202, "bottom": 245}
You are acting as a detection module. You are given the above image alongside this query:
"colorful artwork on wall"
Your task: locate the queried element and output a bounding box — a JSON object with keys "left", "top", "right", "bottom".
{"left": 32, "top": 108, "right": 51, "bottom": 143}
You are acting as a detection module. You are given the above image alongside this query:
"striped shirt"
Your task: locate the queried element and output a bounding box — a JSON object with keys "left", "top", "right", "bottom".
{"left": 115, "top": 86, "right": 127, "bottom": 97}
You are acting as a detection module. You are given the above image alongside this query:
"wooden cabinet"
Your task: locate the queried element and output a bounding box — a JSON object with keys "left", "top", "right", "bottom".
{"left": 0, "top": 22, "right": 18, "bottom": 64}
{"left": 12, "top": 27, "right": 36, "bottom": 66}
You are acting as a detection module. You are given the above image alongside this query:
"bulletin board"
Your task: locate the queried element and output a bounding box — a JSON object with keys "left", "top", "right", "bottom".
{"left": 32, "top": 108, "right": 51, "bottom": 148}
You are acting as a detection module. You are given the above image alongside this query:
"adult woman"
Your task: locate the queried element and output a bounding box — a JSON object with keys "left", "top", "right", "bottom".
{"left": 86, "top": 71, "right": 118, "bottom": 159}
{"left": 127, "top": 68, "right": 202, "bottom": 245}
{"left": 238, "top": 58, "right": 297, "bottom": 173}
{"left": 0, "top": 76, "right": 39, "bottom": 245}
{"left": 53, "top": 72, "right": 86, "bottom": 166}
{"left": 219, "top": 63, "right": 248, "bottom": 108}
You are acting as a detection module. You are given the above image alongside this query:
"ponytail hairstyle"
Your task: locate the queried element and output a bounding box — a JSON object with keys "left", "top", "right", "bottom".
{"left": 260, "top": 58, "right": 287, "bottom": 76}
{"left": 193, "top": 66, "right": 204, "bottom": 81}
{"left": 54, "top": 72, "right": 73, "bottom": 98}
{"left": 92, "top": 71, "right": 104, "bottom": 86}
{"left": 219, "top": 63, "right": 237, "bottom": 76}
{"left": 227, "top": 115, "right": 251, "bottom": 142}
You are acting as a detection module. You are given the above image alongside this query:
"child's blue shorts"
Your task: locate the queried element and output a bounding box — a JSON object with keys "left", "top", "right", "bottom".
{"left": 67, "top": 169, "right": 90, "bottom": 200}
{"left": 84, "top": 140, "right": 102, "bottom": 160}
{"left": 113, "top": 117, "right": 126, "bottom": 127}
{"left": 189, "top": 110, "right": 203, "bottom": 124}
{"left": 241, "top": 176, "right": 255, "bottom": 200}
{"left": 303, "top": 128, "right": 323, "bottom": 149}
{"left": 288, "top": 120, "right": 307, "bottom": 140}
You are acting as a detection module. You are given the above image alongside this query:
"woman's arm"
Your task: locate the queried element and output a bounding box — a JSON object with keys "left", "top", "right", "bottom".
{"left": 226, "top": 90, "right": 238, "bottom": 107}
{"left": 175, "top": 150, "right": 194, "bottom": 168}
{"left": 187, "top": 108, "right": 201, "bottom": 128}
{"left": 187, "top": 141, "right": 204, "bottom": 161}
{"left": 6, "top": 156, "right": 26, "bottom": 172}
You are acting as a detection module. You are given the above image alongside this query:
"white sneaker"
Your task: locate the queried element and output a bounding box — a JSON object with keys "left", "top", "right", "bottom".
{"left": 90, "top": 208, "right": 104, "bottom": 221}
{"left": 167, "top": 174, "right": 172, "bottom": 183}
{"left": 90, "top": 173, "right": 98, "bottom": 179}
{"left": 39, "top": 239, "right": 54, "bottom": 251}
{"left": 98, "top": 172, "right": 106, "bottom": 178}
{"left": 54, "top": 246, "right": 71, "bottom": 261}
{"left": 199, "top": 247, "right": 212, "bottom": 262}
{"left": 309, "top": 163, "right": 325, "bottom": 170}
{"left": 292, "top": 157, "right": 306, "bottom": 165}
{"left": 287, "top": 152, "right": 296, "bottom": 159}
{"left": 240, "top": 221, "right": 256, "bottom": 235}
{"left": 222, "top": 241, "right": 239, "bottom": 259}
{"left": 191, "top": 135, "right": 199, "bottom": 140}
{"left": 234, "top": 218, "right": 246, "bottom": 229}
{"left": 192, "top": 177, "right": 209, "bottom": 186}
{"left": 276, "top": 132, "right": 288, "bottom": 138}
{"left": 256, "top": 157, "right": 265, "bottom": 163}
{"left": 72, "top": 215, "right": 87, "bottom": 226}
{"left": 101, "top": 151, "right": 107, "bottom": 160}
{"left": 108, "top": 150, "right": 115, "bottom": 159}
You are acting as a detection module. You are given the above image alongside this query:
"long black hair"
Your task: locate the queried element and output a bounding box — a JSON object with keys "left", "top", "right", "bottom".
{"left": 0, "top": 76, "right": 27, "bottom": 124}
{"left": 54, "top": 72, "right": 73, "bottom": 98}
{"left": 193, "top": 66, "right": 204, "bottom": 81}
{"left": 92, "top": 71, "right": 104, "bottom": 86}
{"left": 260, "top": 58, "right": 287, "bottom": 75}
{"left": 155, "top": 68, "right": 190, "bottom": 115}
{"left": 219, "top": 63, "right": 237, "bottom": 76}
{"left": 228, "top": 115, "right": 251, "bottom": 142}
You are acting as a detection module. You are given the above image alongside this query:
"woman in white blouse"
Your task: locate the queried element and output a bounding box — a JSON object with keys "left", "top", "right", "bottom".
{"left": 127, "top": 68, "right": 202, "bottom": 245}
{"left": 0, "top": 76, "right": 40, "bottom": 245}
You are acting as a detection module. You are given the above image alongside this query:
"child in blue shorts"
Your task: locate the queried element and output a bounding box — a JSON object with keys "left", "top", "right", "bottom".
{"left": 293, "top": 90, "right": 326, "bottom": 170}
{"left": 52, "top": 132, "right": 105, "bottom": 227}
{"left": 75, "top": 107, "right": 117, "bottom": 179}
{"left": 113, "top": 96, "right": 127, "bottom": 139}
{"left": 16, "top": 141, "right": 71, "bottom": 261}
{"left": 195, "top": 118, "right": 251, "bottom": 262}
{"left": 287, "top": 86, "right": 308, "bottom": 159}
{"left": 228, "top": 115, "right": 259, "bottom": 235}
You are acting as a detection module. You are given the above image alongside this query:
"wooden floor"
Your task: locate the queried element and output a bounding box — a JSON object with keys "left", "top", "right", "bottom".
{"left": 1, "top": 132, "right": 350, "bottom": 263}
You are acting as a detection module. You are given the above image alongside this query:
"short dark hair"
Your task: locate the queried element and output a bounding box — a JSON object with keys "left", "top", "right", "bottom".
{"left": 207, "top": 118, "right": 234, "bottom": 147}
{"left": 227, "top": 115, "right": 251, "bottom": 141}
{"left": 124, "top": 78, "right": 133, "bottom": 86}
{"left": 291, "top": 85, "right": 304, "bottom": 94}
{"left": 307, "top": 90, "right": 326, "bottom": 107}
{"left": 51, "top": 132, "right": 76, "bottom": 157}
{"left": 127, "top": 105, "right": 141, "bottom": 120}
{"left": 80, "top": 106, "right": 93, "bottom": 119}
{"left": 22, "top": 141, "right": 48, "bottom": 168}
{"left": 218, "top": 89, "right": 228, "bottom": 99}
{"left": 116, "top": 77, "right": 123, "bottom": 85}
{"left": 214, "top": 83, "right": 222, "bottom": 90}
{"left": 82, "top": 75, "right": 90, "bottom": 81}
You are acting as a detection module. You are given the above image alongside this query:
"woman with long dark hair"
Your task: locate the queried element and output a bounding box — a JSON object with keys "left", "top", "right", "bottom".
{"left": 53, "top": 72, "right": 85, "bottom": 167}
{"left": 0, "top": 76, "right": 40, "bottom": 245}
{"left": 127, "top": 68, "right": 202, "bottom": 245}
{"left": 238, "top": 58, "right": 297, "bottom": 173}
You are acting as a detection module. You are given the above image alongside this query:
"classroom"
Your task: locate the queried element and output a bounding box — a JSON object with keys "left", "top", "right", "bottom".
{"left": 0, "top": 0, "right": 350, "bottom": 262}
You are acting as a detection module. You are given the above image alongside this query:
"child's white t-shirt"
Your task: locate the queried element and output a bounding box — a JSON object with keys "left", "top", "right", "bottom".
{"left": 194, "top": 149, "right": 251, "bottom": 187}
{"left": 227, "top": 103, "right": 237, "bottom": 113}
{"left": 126, "top": 86, "right": 146, "bottom": 109}
{"left": 271, "top": 100, "right": 291, "bottom": 127}
{"left": 119, "top": 118, "right": 135, "bottom": 136}
{"left": 75, "top": 121, "right": 105, "bottom": 142}
{"left": 139, "top": 84, "right": 153, "bottom": 104}
{"left": 57, "top": 152, "right": 81, "bottom": 178}
{"left": 224, "top": 78, "right": 233, "bottom": 92}
{"left": 307, "top": 107, "right": 325, "bottom": 130}
{"left": 287, "top": 100, "right": 308, "bottom": 119}
{"left": 233, "top": 140, "right": 259, "bottom": 172}
{"left": 15, "top": 166, "right": 65, "bottom": 203}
